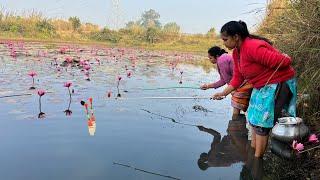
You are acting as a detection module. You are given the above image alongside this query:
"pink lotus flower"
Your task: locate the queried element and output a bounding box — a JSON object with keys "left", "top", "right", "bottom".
{"left": 64, "top": 82, "right": 72, "bottom": 88}
{"left": 28, "top": 71, "right": 37, "bottom": 77}
{"left": 308, "top": 134, "right": 319, "bottom": 143}
{"left": 37, "top": 90, "right": 46, "bottom": 96}
{"left": 59, "top": 47, "right": 67, "bottom": 54}
{"left": 89, "top": 97, "right": 93, "bottom": 105}
{"left": 292, "top": 140, "right": 304, "bottom": 152}
{"left": 95, "top": 58, "right": 100, "bottom": 64}
{"left": 84, "top": 65, "right": 91, "bottom": 71}
{"left": 65, "top": 57, "right": 73, "bottom": 63}
{"left": 117, "top": 76, "right": 122, "bottom": 81}
{"left": 79, "top": 60, "right": 85, "bottom": 66}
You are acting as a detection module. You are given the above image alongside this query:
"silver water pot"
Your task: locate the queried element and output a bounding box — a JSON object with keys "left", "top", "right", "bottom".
{"left": 271, "top": 117, "right": 309, "bottom": 143}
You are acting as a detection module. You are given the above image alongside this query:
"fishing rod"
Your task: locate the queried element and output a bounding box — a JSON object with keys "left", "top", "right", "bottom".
{"left": 120, "top": 86, "right": 201, "bottom": 92}
{"left": 0, "top": 93, "right": 32, "bottom": 98}
{"left": 0, "top": 91, "right": 55, "bottom": 99}
{"left": 113, "top": 162, "right": 180, "bottom": 180}
{"left": 114, "top": 96, "right": 225, "bottom": 100}
{"left": 141, "top": 86, "right": 200, "bottom": 90}
{"left": 115, "top": 96, "right": 209, "bottom": 100}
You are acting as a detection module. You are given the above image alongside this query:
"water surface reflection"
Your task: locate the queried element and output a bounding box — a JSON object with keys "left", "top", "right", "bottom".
{"left": 0, "top": 42, "right": 267, "bottom": 180}
{"left": 197, "top": 115, "right": 248, "bottom": 169}
{"left": 197, "top": 115, "right": 265, "bottom": 180}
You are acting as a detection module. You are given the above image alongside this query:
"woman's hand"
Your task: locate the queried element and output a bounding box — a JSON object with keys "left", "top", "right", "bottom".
{"left": 211, "top": 85, "right": 235, "bottom": 100}
{"left": 200, "top": 84, "right": 209, "bottom": 90}
{"left": 211, "top": 92, "right": 226, "bottom": 100}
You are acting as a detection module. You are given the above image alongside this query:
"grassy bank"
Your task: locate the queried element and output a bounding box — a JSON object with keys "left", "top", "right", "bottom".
{"left": 0, "top": 11, "right": 221, "bottom": 53}
{"left": 257, "top": 1, "right": 320, "bottom": 178}
{"left": 258, "top": 0, "right": 320, "bottom": 128}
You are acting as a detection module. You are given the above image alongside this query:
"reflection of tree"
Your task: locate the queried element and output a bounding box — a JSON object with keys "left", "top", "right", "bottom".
{"left": 197, "top": 115, "right": 249, "bottom": 169}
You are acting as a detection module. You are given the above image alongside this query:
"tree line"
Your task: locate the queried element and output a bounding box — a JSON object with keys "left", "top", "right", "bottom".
{"left": 0, "top": 9, "right": 219, "bottom": 51}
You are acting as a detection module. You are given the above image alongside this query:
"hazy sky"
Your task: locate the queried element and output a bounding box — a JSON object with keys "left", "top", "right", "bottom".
{"left": 0, "top": 0, "right": 268, "bottom": 34}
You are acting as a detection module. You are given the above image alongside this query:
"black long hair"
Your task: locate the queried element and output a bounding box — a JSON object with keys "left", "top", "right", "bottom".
{"left": 208, "top": 46, "right": 227, "bottom": 58}
{"left": 220, "top": 21, "right": 272, "bottom": 45}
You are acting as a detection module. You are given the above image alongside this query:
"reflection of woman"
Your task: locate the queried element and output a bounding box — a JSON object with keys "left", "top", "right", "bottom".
{"left": 240, "top": 147, "right": 264, "bottom": 180}
{"left": 197, "top": 116, "right": 248, "bottom": 169}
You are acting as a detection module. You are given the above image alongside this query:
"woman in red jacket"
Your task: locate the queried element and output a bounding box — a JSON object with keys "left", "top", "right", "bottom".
{"left": 212, "top": 21, "right": 297, "bottom": 158}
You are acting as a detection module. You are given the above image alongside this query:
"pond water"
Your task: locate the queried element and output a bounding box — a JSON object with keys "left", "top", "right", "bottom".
{"left": 0, "top": 42, "right": 253, "bottom": 180}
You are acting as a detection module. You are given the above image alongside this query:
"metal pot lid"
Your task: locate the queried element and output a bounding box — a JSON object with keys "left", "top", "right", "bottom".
{"left": 278, "top": 117, "right": 303, "bottom": 125}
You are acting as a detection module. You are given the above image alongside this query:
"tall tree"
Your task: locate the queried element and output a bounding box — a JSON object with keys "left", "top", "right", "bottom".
{"left": 140, "top": 9, "right": 161, "bottom": 28}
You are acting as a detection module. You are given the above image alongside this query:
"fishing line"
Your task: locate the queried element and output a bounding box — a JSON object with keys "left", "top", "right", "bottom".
{"left": 113, "top": 162, "right": 180, "bottom": 180}
{"left": 141, "top": 108, "right": 198, "bottom": 127}
{"left": 141, "top": 86, "right": 200, "bottom": 90}
{"left": 0, "top": 93, "right": 32, "bottom": 98}
{"left": 114, "top": 96, "right": 213, "bottom": 100}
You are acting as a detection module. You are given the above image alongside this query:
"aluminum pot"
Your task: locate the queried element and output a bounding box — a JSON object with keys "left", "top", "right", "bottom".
{"left": 271, "top": 117, "right": 309, "bottom": 143}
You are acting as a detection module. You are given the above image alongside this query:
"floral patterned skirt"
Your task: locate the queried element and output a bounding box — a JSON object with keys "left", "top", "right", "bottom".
{"left": 247, "top": 78, "right": 297, "bottom": 128}
{"left": 231, "top": 82, "right": 253, "bottom": 112}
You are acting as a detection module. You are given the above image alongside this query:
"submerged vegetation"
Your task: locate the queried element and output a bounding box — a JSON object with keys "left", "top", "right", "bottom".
{"left": 0, "top": 9, "right": 220, "bottom": 53}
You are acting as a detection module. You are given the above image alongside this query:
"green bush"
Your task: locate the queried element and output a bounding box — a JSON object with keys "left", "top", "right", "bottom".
{"left": 0, "top": 21, "right": 25, "bottom": 34}
{"left": 35, "top": 20, "right": 56, "bottom": 37}
{"left": 89, "top": 28, "right": 121, "bottom": 43}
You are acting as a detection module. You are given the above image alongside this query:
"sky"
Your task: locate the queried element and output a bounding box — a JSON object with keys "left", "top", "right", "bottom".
{"left": 0, "top": 0, "right": 268, "bottom": 34}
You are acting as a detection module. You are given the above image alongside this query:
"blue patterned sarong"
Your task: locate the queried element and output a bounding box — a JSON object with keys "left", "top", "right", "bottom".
{"left": 247, "top": 78, "right": 297, "bottom": 128}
